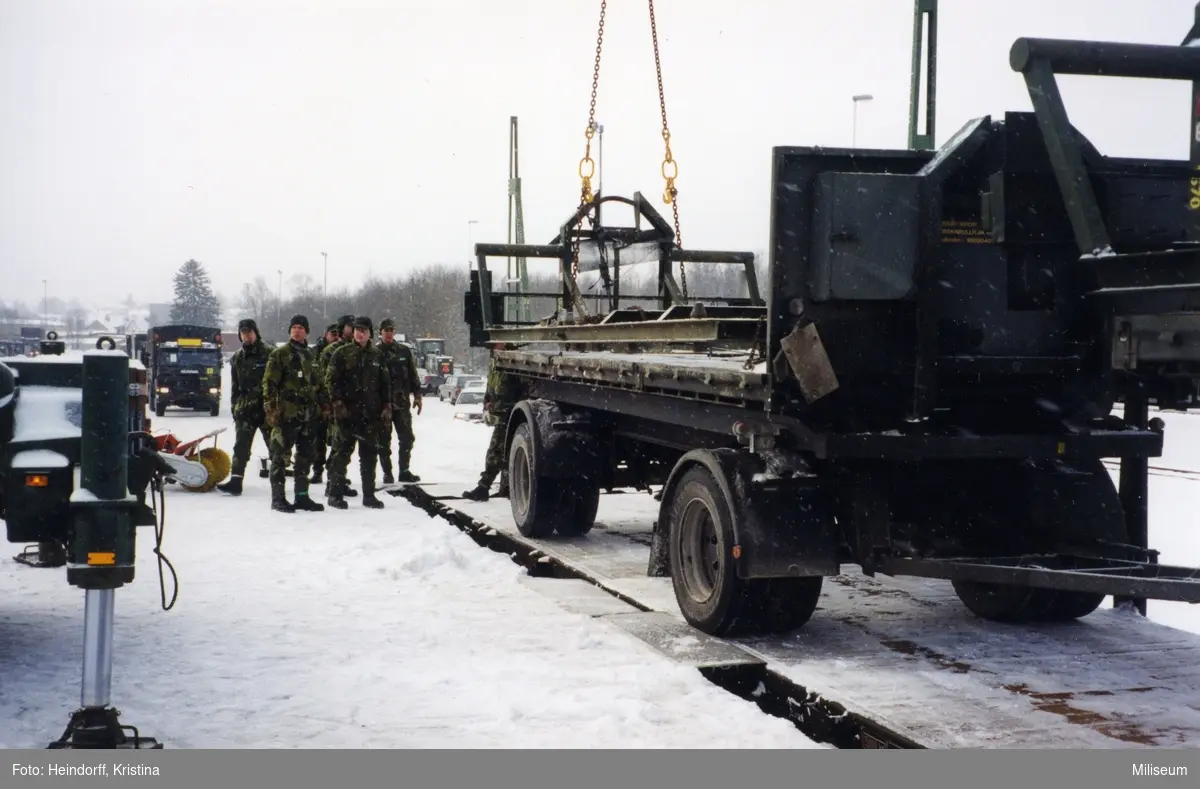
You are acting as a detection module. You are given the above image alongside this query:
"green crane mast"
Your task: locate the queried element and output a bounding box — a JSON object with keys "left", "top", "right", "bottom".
{"left": 507, "top": 115, "right": 530, "bottom": 322}
{"left": 908, "top": 0, "right": 938, "bottom": 150}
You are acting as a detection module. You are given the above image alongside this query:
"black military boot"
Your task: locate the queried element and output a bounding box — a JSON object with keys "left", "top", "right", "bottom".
{"left": 341, "top": 480, "right": 358, "bottom": 497}
{"left": 361, "top": 473, "right": 384, "bottom": 509}
{"left": 292, "top": 479, "right": 325, "bottom": 511}
{"left": 271, "top": 481, "right": 294, "bottom": 513}
{"left": 217, "top": 474, "right": 243, "bottom": 496}
{"left": 495, "top": 471, "right": 510, "bottom": 499}
{"left": 259, "top": 458, "right": 270, "bottom": 479}
{"left": 380, "top": 458, "right": 394, "bottom": 486}
{"left": 326, "top": 477, "right": 348, "bottom": 510}
{"left": 397, "top": 469, "right": 420, "bottom": 483}
{"left": 462, "top": 483, "right": 489, "bottom": 502}
{"left": 310, "top": 467, "right": 324, "bottom": 485}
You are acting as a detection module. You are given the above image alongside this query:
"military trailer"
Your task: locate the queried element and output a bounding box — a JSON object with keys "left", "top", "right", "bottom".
{"left": 464, "top": 35, "right": 1200, "bottom": 638}
{"left": 147, "top": 324, "right": 224, "bottom": 417}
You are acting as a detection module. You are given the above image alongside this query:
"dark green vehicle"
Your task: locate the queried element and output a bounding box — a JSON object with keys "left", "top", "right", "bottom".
{"left": 147, "top": 324, "right": 224, "bottom": 417}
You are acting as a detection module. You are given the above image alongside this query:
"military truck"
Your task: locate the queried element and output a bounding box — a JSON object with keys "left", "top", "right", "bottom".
{"left": 147, "top": 324, "right": 224, "bottom": 417}
{"left": 414, "top": 337, "right": 453, "bottom": 393}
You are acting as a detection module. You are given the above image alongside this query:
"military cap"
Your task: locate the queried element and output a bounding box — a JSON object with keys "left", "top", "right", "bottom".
{"left": 379, "top": 318, "right": 396, "bottom": 331}
{"left": 353, "top": 315, "right": 373, "bottom": 332}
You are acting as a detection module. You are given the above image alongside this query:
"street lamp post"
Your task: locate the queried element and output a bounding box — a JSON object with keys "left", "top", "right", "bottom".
{"left": 276, "top": 269, "right": 282, "bottom": 328}
{"left": 42, "top": 280, "right": 47, "bottom": 328}
{"left": 852, "top": 94, "right": 874, "bottom": 148}
{"left": 321, "top": 252, "right": 328, "bottom": 322}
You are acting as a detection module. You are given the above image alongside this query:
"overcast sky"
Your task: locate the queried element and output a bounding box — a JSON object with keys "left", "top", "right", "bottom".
{"left": 1, "top": 0, "right": 1196, "bottom": 311}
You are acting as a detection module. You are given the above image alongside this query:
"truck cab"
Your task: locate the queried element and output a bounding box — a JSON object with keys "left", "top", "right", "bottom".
{"left": 147, "top": 325, "right": 224, "bottom": 417}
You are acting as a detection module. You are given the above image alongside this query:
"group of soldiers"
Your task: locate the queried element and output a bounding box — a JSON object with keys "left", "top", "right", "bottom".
{"left": 215, "top": 313, "right": 424, "bottom": 512}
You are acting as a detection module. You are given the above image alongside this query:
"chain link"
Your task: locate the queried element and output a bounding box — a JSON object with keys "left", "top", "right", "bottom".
{"left": 570, "top": 0, "right": 608, "bottom": 304}
{"left": 647, "top": 0, "right": 686, "bottom": 301}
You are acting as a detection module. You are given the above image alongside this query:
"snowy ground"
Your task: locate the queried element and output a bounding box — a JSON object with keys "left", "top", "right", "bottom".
{"left": 2, "top": 359, "right": 1198, "bottom": 748}
{"left": 0, "top": 364, "right": 817, "bottom": 749}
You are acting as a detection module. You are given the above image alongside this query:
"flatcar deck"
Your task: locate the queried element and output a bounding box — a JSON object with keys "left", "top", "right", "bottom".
{"left": 410, "top": 483, "right": 1200, "bottom": 749}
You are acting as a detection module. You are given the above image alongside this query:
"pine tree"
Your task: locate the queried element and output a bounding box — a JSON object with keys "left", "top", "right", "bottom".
{"left": 169, "top": 259, "right": 221, "bottom": 326}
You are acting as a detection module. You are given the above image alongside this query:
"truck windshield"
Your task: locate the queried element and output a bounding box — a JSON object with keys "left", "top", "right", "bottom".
{"left": 167, "top": 348, "right": 221, "bottom": 367}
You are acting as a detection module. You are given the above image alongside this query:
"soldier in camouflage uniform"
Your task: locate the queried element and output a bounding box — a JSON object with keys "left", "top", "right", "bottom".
{"left": 324, "top": 316, "right": 391, "bottom": 509}
{"left": 376, "top": 318, "right": 423, "bottom": 484}
{"left": 462, "top": 351, "right": 526, "bottom": 501}
{"left": 316, "top": 314, "right": 358, "bottom": 497}
{"left": 308, "top": 322, "right": 340, "bottom": 485}
{"left": 217, "top": 318, "right": 271, "bottom": 496}
{"left": 262, "top": 314, "right": 326, "bottom": 513}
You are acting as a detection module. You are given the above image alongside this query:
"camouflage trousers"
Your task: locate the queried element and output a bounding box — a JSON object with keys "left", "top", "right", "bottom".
{"left": 230, "top": 419, "right": 271, "bottom": 477}
{"left": 478, "top": 420, "right": 507, "bottom": 487}
{"left": 377, "top": 405, "right": 414, "bottom": 475}
{"left": 327, "top": 420, "right": 381, "bottom": 493}
{"left": 311, "top": 420, "right": 329, "bottom": 473}
{"left": 269, "top": 419, "right": 319, "bottom": 498}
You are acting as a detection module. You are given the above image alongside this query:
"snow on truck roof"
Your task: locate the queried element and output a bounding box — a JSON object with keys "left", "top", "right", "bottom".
{"left": 10, "top": 385, "right": 83, "bottom": 443}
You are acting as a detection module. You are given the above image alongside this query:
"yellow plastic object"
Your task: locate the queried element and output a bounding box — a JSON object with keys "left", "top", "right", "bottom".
{"left": 181, "top": 447, "right": 232, "bottom": 492}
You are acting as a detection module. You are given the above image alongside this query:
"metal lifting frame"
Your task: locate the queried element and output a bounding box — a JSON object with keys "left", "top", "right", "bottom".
{"left": 472, "top": 193, "right": 764, "bottom": 346}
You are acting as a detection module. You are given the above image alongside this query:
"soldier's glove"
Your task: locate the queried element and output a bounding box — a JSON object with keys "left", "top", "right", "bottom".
{"left": 381, "top": 404, "right": 392, "bottom": 421}
{"left": 265, "top": 403, "right": 279, "bottom": 427}
{"left": 321, "top": 403, "right": 331, "bottom": 421}
{"left": 413, "top": 396, "right": 422, "bottom": 415}
{"left": 332, "top": 400, "right": 348, "bottom": 421}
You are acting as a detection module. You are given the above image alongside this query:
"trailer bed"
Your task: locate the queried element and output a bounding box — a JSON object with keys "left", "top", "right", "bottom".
{"left": 415, "top": 483, "right": 1200, "bottom": 748}
{"left": 494, "top": 348, "right": 770, "bottom": 404}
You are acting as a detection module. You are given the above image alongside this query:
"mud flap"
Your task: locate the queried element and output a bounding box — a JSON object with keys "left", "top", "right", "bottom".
{"left": 648, "top": 448, "right": 839, "bottom": 580}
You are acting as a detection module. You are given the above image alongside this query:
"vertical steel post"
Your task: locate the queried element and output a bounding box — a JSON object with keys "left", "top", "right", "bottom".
{"left": 50, "top": 349, "right": 160, "bottom": 749}
{"left": 908, "top": 0, "right": 938, "bottom": 149}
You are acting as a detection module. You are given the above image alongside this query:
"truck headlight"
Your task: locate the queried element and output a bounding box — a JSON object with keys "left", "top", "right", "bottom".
{"left": 157, "top": 387, "right": 169, "bottom": 394}
{"left": 208, "top": 387, "right": 218, "bottom": 394}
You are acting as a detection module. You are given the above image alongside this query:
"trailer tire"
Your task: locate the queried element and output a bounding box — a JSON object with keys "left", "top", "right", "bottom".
{"left": 950, "top": 458, "right": 1120, "bottom": 623}
{"left": 554, "top": 480, "right": 600, "bottom": 537}
{"left": 155, "top": 400, "right": 166, "bottom": 417}
{"left": 950, "top": 582, "right": 1057, "bottom": 623}
{"left": 210, "top": 401, "right": 220, "bottom": 417}
{"left": 664, "top": 464, "right": 821, "bottom": 636}
{"left": 508, "top": 421, "right": 568, "bottom": 538}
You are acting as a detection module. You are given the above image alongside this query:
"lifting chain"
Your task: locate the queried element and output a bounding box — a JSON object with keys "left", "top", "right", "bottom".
{"left": 569, "top": 0, "right": 688, "bottom": 309}
{"left": 571, "top": 0, "right": 607, "bottom": 299}
{"left": 647, "top": 0, "right": 687, "bottom": 301}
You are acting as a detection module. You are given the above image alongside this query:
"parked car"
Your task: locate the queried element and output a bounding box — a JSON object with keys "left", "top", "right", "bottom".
{"left": 415, "top": 367, "right": 435, "bottom": 394}
{"left": 453, "top": 383, "right": 486, "bottom": 422}
{"left": 450, "top": 375, "right": 483, "bottom": 404}
{"left": 437, "top": 374, "right": 465, "bottom": 401}
{"left": 438, "top": 374, "right": 483, "bottom": 404}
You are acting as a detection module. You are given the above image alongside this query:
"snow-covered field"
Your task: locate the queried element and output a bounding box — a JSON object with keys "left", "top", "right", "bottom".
{"left": 2, "top": 359, "right": 1198, "bottom": 748}
{"left": 0, "top": 364, "right": 817, "bottom": 749}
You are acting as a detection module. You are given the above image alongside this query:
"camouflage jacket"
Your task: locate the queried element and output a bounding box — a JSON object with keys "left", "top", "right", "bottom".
{"left": 483, "top": 358, "right": 525, "bottom": 425}
{"left": 316, "top": 338, "right": 349, "bottom": 395}
{"left": 262, "top": 340, "right": 323, "bottom": 423}
{"left": 229, "top": 339, "right": 271, "bottom": 421}
{"left": 377, "top": 340, "right": 421, "bottom": 406}
{"left": 324, "top": 340, "right": 391, "bottom": 428}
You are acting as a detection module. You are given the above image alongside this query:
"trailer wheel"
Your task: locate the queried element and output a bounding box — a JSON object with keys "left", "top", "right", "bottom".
{"left": 950, "top": 582, "right": 1056, "bottom": 622}
{"left": 210, "top": 401, "right": 220, "bottom": 417}
{"left": 508, "top": 421, "right": 569, "bottom": 538}
{"left": 950, "top": 458, "right": 1120, "bottom": 623}
{"left": 553, "top": 480, "right": 599, "bottom": 537}
{"left": 665, "top": 465, "right": 821, "bottom": 636}
{"left": 155, "top": 400, "right": 166, "bottom": 417}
